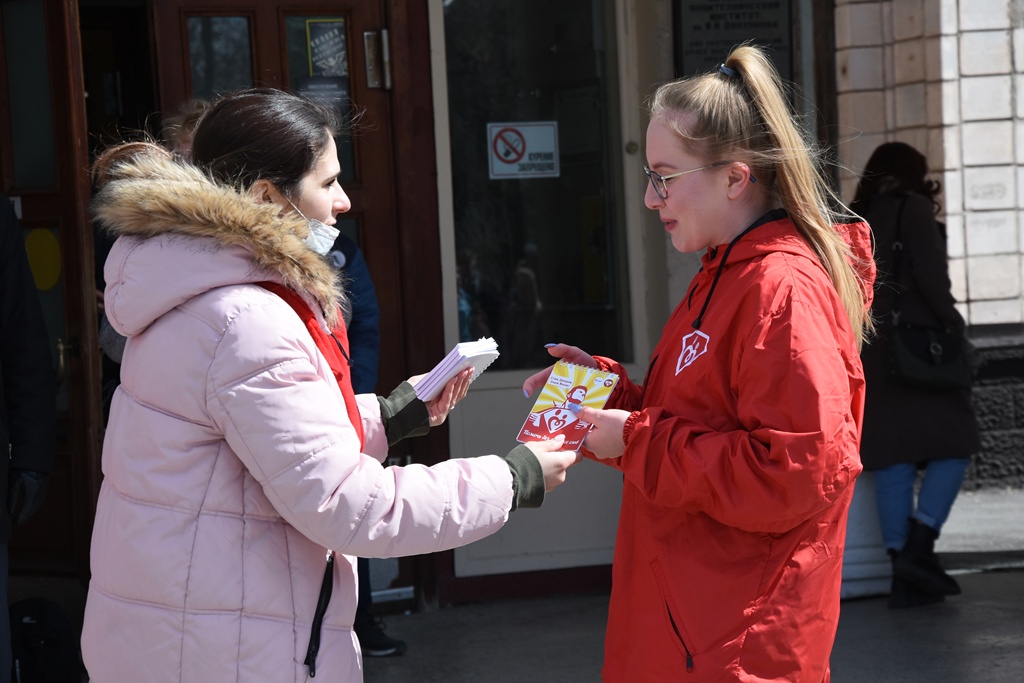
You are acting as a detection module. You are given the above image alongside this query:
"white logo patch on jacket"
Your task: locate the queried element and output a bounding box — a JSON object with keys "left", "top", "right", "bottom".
{"left": 676, "top": 330, "right": 710, "bottom": 375}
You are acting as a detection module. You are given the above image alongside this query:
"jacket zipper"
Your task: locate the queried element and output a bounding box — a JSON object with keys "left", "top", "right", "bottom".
{"left": 665, "top": 601, "right": 694, "bottom": 673}
{"left": 304, "top": 550, "right": 335, "bottom": 677}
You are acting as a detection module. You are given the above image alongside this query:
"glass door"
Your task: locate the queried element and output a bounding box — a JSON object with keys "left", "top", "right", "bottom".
{"left": 444, "top": 0, "right": 632, "bottom": 367}
{"left": 439, "top": 0, "right": 629, "bottom": 579}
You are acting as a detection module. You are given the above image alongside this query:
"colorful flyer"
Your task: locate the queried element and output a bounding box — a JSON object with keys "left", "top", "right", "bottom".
{"left": 517, "top": 360, "right": 619, "bottom": 451}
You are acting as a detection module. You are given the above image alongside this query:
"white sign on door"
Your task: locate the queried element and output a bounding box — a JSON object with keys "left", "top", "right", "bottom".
{"left": 487, "top": 121, "right": 560, "bottom": 179}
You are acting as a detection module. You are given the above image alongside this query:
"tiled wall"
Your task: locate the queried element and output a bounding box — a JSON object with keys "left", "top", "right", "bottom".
{"left": 835, "top": 0, "right": 1021, "bottom": 324}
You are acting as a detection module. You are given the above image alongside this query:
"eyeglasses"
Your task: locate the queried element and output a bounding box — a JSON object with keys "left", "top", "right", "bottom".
{"left": 643, "top": 161, "right": 754, "bottom": 200}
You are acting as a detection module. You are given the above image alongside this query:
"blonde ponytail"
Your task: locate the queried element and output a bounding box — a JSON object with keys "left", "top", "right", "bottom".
{"left": 649, "top": 44, "right": 873, "bottom": 348}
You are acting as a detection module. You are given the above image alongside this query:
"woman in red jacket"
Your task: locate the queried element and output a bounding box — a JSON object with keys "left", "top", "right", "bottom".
{"left": 525, "top": 45, "right": 875, "bottom": 681}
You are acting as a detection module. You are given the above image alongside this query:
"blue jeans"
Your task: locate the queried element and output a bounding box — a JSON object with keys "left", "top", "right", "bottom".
{"left": 873, "top": 459, "right": 970, "bottom": 551}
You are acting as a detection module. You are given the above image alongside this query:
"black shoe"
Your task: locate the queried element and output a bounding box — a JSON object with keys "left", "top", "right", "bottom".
{"left": 888, "top": 575, "right": 946, "bottom": 608}
{"left": 887, "top": 549, "right": 946, "bottom": 609}
{"left": 894, "top": 519, "right": 961, "bottom": 596}
{"left": 356, "top": 617, "right": 408, "bottom": 658}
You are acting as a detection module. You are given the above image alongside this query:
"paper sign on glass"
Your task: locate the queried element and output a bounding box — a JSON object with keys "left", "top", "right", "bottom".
{"left": 517, "top": 360, "right": 619, "bottom": 451}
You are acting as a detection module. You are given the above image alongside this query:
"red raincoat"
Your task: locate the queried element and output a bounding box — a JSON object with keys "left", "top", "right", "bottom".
{"left": 595, "top": 213, "right": 875, "bottom": 682}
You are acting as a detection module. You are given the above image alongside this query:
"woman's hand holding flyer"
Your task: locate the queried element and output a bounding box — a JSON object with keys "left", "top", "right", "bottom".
{"left": 517, "top": 359, "right": 618, "bottom": 451}
{"left": 567, "top": 406, "right": 630, "bottom": 459}
{"left": 521, "top": 343, "right": 600, "bottom": 398}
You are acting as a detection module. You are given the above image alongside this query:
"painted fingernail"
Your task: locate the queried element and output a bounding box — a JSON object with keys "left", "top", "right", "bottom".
{"left": 523, "top": 389, "right": 531, "bottom": 397}
{"left": 568, "top": 402, "right": 582, "bottom": 414}
{"left": 544, "top": 343, "right": 559, "bottom": 348}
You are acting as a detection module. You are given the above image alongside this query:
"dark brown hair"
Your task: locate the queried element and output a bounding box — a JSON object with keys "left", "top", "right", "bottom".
{"left": 189, "top": 88, "right": 341, "bottom": 198}
{"left": 850, "top": 142, "right": 941, "bottom": 216}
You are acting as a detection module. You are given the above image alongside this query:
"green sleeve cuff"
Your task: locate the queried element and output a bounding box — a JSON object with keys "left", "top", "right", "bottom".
{"left": 377, "top": 381, "right": 430, "bottom": 447}
{"left": 504, "top": 444, "right": 545, "bottom": 511}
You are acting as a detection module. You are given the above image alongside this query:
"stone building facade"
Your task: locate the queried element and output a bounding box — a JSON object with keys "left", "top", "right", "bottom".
{"left": 835, "top": 0, "right": 1024, "bottom": 488}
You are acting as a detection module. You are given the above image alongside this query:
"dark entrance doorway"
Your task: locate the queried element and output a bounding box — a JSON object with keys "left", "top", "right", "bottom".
{"left": 3, "top": 1, "right": 451, "bottom": 638}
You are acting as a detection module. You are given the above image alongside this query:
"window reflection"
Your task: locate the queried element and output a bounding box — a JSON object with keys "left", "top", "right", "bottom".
{"left": 445, "top": 1, "right": 631, "bottom": 369}
{"left": 187, "top": 16, "right": 253, "bottom": 99}
{"left": 2, "top": 0, "right": 56, "bottom": 186}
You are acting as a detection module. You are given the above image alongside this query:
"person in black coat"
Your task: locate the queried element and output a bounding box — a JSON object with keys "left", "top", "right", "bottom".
{"left": 0, "top": 193, "right": 57, "bottom": 679}
{"left": 851, "top": 143, "right": 979, "bottom": 608}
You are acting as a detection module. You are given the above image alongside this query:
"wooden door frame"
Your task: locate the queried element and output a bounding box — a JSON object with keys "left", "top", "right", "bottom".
{"left": 45, "top": 0, "right": 103, "bottom": 580}
{"left": 387, "top": 0, "right": 448, "bottom": 605}
{"left": 385, "top": 0, "right": 443, "bottom": 418}
{"left": 1, "top": 0, "right": 105, "bottom": 579}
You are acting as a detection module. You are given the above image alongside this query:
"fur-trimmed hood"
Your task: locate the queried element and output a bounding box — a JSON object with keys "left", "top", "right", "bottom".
{"left": 95, "top": 151, "right": 345, "bottom": 335}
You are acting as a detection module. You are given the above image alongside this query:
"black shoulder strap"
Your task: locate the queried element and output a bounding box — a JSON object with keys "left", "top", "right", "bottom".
{"left": 888, "top": 195, "right": 953, "bottom": 331}
{"left": 888, "top": 195, "right": 909, "bottom": 325}
{"left": 890, "top": 195, "right": 909, "bottom": 284}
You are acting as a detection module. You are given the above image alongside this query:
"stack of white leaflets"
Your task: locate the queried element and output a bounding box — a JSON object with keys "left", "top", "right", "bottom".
{"left": 413, "top": 337, "right": 500, "bottom": 402}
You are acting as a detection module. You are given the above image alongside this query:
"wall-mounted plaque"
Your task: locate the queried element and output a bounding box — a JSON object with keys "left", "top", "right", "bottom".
{"left": 675, "top": 1, "right": 793, "bottom": 81}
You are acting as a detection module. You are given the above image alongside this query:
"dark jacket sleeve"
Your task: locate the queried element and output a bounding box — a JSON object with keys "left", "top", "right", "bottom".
{"left": 1, "top": 196, "right": 57, "bottom": 479}
{"left": 335, "top": 235, "right": 381, "bottom": 395}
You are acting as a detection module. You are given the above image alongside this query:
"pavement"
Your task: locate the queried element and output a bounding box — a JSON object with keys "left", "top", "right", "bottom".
{"left": 12, "top": 488, "right": 1020, "bottom": 682}
{"left": 363, "top": 488, "right": 1024, "bottom": 683}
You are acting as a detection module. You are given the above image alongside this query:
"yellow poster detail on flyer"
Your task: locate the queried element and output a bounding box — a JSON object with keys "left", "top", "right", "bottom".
{"left": 517, "top": 360, "right": 618, "bottom": 450}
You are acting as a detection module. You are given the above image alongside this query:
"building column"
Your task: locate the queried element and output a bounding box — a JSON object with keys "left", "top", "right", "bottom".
{"left": 842, "top": 471, "right": 892, "bottom": 598}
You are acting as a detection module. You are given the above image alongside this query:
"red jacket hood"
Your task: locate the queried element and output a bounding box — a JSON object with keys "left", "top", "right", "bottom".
{"left": 691, "top": 213, "right": 876, "bottom": 329}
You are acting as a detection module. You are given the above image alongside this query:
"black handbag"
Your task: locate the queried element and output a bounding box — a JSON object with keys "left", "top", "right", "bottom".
{"left": 885, "top": 196, "right": 973, "bottom": 390}
{"left": 889, "top": 324, "right": 972, "bottom": 390}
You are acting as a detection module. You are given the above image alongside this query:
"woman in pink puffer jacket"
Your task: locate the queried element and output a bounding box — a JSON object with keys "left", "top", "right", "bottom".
{"left": 82, "top": 89, "right": 577, "bottom": 683}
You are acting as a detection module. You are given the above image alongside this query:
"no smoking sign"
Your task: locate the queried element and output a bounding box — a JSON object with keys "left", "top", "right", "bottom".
{"left": 487, "top": 121, "right": 560, "bottom": 179}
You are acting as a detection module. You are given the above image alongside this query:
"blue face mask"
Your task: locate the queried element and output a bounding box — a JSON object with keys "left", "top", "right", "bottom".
{"left": 287, "top": 199, "right": 339, "bottom": 256}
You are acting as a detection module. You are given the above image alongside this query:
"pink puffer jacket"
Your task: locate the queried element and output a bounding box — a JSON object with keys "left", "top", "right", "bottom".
{"left": 82, "top": 154, "right": 515, "bottom": 682}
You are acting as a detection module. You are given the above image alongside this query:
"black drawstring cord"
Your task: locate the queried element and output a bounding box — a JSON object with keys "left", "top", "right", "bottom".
{"left": 692, "top": 231, "right": 750, "bottom": 329}
{"left": 692, "top": 209, "right": 786, "bottom": 329}
{"left": 685, "top": 264, "right": 706, "bottom": 310}
{"left": 304, "top": 551, "right": 335, "bottom": 677}
{"left": 329, "top": 332, "right": 352, "bottom": 365}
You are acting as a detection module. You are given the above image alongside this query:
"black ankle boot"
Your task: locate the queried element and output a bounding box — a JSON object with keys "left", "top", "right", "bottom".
{"left": 893, "top": 519, "right": 961, "bottom": 596}
{"left": 888, "top": 550, "right": 945, "bottom": 609}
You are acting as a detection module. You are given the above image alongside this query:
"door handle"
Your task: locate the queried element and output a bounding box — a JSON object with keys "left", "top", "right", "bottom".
{"left": 363, "top": 29, "right": 392, "bottom": 90}
{"left": 54, "top": 337, "right": 78, "bottom": 387}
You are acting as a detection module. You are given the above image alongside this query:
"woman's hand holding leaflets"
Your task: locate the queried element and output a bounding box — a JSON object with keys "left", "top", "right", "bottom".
{"left": 521, "top": 343, "right": 599, "bottom": 398}
{"left": 409, "top": 367, "right": 474, "bottom": 427}
{"left": 571, "top": 406, "right": 630, "bottom": 460}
